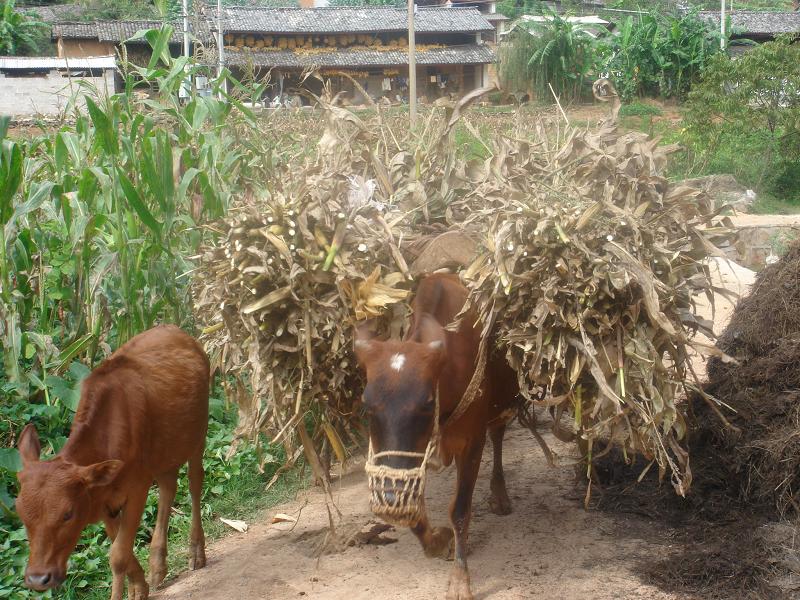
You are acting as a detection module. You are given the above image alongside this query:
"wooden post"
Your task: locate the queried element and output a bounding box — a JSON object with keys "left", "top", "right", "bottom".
{"left": 408, "top": 0, "right": 417, "bottom": 127}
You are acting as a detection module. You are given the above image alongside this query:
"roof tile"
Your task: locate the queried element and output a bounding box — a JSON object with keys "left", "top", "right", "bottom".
{"left": 699, "top": 11, "right": 800, "bottom": 36}
{"left": 218, "top": 6, "right": 493, "bottom": 35}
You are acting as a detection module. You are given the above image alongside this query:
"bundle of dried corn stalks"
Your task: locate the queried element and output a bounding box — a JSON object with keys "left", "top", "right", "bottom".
{"left": 193, "top": 81, "right": 730, "bottom": 495}
{"left": 456, "top": 116, "right": 732, "bottom": 496}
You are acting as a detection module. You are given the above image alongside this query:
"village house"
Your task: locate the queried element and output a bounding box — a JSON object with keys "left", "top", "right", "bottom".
{"left": 211, "top": 6, "right": 497, "bottom": 104}
{"left": 698, "top": 10, "right": 800, "bottom": 50}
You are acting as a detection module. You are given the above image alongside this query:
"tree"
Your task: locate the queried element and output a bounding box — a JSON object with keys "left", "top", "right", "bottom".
{"left": 0, "top": 0, "right": 48, "bottom": 56}
{"left": 685, "top": 35, "right": 800, "bottom": 196}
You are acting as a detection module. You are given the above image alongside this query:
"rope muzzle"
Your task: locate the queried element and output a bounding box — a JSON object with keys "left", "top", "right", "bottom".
{"left": 365, "top": 386, "right": 441, "bottom": 527}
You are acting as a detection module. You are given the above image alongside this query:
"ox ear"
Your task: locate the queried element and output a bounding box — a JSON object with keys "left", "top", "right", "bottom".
{"left": 18, "top": 424, "right": 42, "bottom": 467}
{"left": 354, "top": 320, "right": 380, "bottom": 365}
{"left": 79, "top": 460, "right": 124, "bottom": 489}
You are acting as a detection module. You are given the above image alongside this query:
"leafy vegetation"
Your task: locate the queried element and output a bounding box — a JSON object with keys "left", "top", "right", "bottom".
{"left": 604, "top": 11, "right": 723, "bottom": 101}
{"left": 498, "top": 9, "right": 723, "bottom": 105}
{"left": 0, "top": 26, "right": 300, "bottom": 598}
{"left": 682, "top": 34, "right": 800, "bottom": 204}
{"left": 0, "top": 0, "right": 49, "bottom": 56}
{"left": 498, "top": 12, "right": 606, "bottom": 103}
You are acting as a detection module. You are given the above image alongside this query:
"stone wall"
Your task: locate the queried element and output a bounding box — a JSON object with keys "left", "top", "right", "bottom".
{"left": 0, "top": 70, "right": 115, "bottom": 117}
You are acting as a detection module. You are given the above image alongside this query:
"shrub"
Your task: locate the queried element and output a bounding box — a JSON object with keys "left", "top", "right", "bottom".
{"left": 604, "top": 11, "right": 723, "bottom": 101}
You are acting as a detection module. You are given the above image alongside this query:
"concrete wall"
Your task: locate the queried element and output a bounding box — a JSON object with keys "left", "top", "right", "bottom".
{"left": 0, "top": 70, "right": 115, "bottom": 117}
{"left": 58, "top": 39, "right": 116, "bottom": 59}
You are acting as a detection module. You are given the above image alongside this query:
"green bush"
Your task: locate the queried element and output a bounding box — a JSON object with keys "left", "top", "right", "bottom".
{"left": 0, "top": 0, "right": 49, "bottom": 56}
{"left": 605, "top": 11, "right": 723, "bottom": 101}
{"left": 618, "top": 102, "right": 664, "bottom": 118}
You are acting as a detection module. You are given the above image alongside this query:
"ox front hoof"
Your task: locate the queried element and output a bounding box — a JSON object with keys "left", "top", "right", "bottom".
{"left": 489, "top": 492, "right": 512, "bottom": 516}
{"left": 446, "top": 568, "right": 472, "bottom": 600}
{"left": 424, "top": 526, "right": 454, "bottom": 560}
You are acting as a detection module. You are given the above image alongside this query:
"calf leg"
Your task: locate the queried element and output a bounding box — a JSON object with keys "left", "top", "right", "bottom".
{"left": 109, "top": 484, "right": 150, "bottom": 600}
{"left": 188, "top": 448, "right": 206, "bottom": 570}
{"left": 488, "top": 423, "right": 512, "bottom": 516}
{"left": 149, "top": 469, "right": 179, "bottom": 588}
{"left": 411, "top": 510, "right": 454, "bottom": 559}
{"left": 445, "top": 439, "right": 484, "bottom": 600}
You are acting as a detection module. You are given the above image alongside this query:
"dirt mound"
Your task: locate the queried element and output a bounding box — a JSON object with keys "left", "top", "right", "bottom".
{"left": 704, "top": 243, "right": 800, "bottom": 516}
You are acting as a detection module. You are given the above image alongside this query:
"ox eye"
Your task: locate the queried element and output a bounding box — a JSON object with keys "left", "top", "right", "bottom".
{"left": 63, "top": 509, "right": 74, "bottom": 522}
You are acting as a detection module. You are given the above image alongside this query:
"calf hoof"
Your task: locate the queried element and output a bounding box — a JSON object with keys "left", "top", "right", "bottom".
{"left": 148, "top": 565, "right": 167, "bottom": 589}
{"left": 424, "top": 526, "right": 454, "bottom": 560}
{"left": 489, "top": 490, "right": 512, "bottom": 516}
{"left": 190, "top": 543, "right": 207, "bottom": 570}
{"left": 446, "top": 568, "right": 473, "bottom": 600}
{"left": 129, "top": 580, "right": 150, "bottom": 600}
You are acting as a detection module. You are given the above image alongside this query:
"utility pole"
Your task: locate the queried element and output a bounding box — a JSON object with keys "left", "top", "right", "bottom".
{"left": 217, "top": 0, "right": 226, "bottom": 97}
{"left": 183, "top": 0, "right": 190, "bottom": 58}
{"left": 407, "top": 0, "right": 417, "bottom": 127}
{"left": 720, "top": 0, "right": 726, "bottom": 51}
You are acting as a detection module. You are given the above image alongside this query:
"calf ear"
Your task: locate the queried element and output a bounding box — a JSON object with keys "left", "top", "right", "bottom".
{"left": 79, "top": 460, "right": 124, "bottom": 488}
{"left": 18, "top": 424, "right": 41, "bottom": 466}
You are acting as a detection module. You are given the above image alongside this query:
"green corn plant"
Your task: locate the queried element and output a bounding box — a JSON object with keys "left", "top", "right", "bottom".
{"left": 0, "top": 25, "right": 280, "bottom": 398}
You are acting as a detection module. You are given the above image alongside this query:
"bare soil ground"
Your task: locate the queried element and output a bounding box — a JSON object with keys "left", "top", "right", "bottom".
{"left": 154, "top": 427, "right": 688, "bottom": 600}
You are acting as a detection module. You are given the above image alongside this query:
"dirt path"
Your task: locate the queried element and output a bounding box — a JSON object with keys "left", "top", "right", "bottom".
{"left": 154, "top": 426, "right": 687, "bottom": 600}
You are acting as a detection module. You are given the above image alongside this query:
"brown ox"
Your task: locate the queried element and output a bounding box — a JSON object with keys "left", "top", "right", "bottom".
{"left": 15, "top": 325, "right": 210, "bottom": 600}
{"left": 355, "top": 273, "right": 519, "bottom": 600}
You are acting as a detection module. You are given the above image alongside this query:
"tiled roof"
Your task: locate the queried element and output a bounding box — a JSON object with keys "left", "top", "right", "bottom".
{"left": 51, "top": 22, "right": 99, "bottom": 39}
{"left": 217, "top": 43, "right": 494, "bottom": 68}
{"left": 698, "top": 11, "right": 800, "bottom": 36}
{"left": 218, "top": 6, "right": 494, "bottom": 34}
{"left": 52, "top": 20, "right": 211, "bottom": 44}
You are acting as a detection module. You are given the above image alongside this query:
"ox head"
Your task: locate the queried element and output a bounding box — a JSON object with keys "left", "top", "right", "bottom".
{"left": 354, "top": 314, "right": 446, "bottom": 473}
{"left": 15, "top": 424, "right": 123, "bottom": 591}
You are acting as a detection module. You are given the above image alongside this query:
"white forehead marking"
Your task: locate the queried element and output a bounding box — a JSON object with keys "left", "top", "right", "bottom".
{"left": 390, "top": 353, "right": 406, "bottom": 372}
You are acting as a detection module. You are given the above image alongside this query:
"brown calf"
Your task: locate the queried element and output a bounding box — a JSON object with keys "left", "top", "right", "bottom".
{"left": 355, "top": 273, "right": 519, "bottom": 600}
{"left": 15, "top": 325, "right": 210, "bottom": 600}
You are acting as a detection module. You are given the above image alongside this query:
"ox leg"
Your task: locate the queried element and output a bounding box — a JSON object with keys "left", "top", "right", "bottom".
{"left": 488, "top": 424, "right": 512, "bottom": 516}
{"left": 109, "top": 484, "right": 149, "bottom": 600}
{"left": 149, "top": 469, "right": 179, "bottom": 588}
{"left": 188, "top": 448, "right": 207, "bottom": 570}
{"left": 411, "top": 511, "right": 454, "bottom": 559}
{"left": 446, "top": 440, "right": 483, "bottom": 600}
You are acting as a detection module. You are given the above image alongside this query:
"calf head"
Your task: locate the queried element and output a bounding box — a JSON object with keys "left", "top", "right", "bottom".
{"left": 354, "top": 314, "right": 447, "bottom": 471}
{"left": 15, "top": 424, "right": 123, "bottom": 591}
